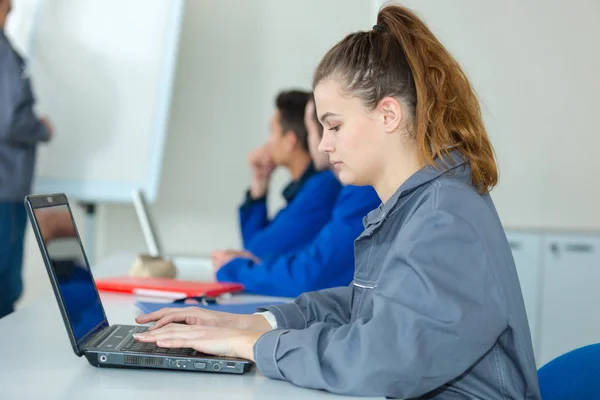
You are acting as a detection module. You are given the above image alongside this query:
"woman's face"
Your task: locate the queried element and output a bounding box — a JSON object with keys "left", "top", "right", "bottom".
{"left": 314, "top": 79, "right": 386, "bottom": 186}
{"left": 304, "top": 100, "right": 330, "bottom": 171}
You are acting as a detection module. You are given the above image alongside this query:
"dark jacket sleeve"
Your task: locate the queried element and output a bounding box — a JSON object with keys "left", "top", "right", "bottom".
{"left": 7, "top": 102, "right": 50, "bottom": 147}
{"left": 239, "top": 171, "right": 341, "bottom": 261}
{"left": 219, "top": 185, "right": 377, "bottom": 297}
{"left": 0, "top": 42, "right": 17, "bottom": 141}
{"left": 218, "top": 210, "right": 359, "bottom": 297}
{"left": 239, "top": 193, "right": 270, "bottom": 249}
{"left": 253, "top": 210, "right": 507, "bottom": 398}
{"left": 0, "top": 42, "right": 50, "bottom": 147}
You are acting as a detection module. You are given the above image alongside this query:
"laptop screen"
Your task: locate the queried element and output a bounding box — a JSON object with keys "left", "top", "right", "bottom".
{"left": 33, "top": 204, "right": 108, "bottom": 344}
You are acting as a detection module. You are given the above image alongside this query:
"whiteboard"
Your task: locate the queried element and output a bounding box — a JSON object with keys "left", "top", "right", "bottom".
{"left": 6, "top": 0, "right": 183, "bottom": 203}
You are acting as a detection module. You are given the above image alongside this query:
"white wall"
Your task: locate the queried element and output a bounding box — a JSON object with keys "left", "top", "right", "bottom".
{"left": 381, "top": 0, "right": 600, "bottom": 230}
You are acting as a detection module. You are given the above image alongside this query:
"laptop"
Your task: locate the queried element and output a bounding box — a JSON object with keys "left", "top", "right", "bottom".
{"left": 131, "top": 189, "right": 211, "bottom": 270}
{"left": 24, "top": 193, "right": 253, "bottom": 374}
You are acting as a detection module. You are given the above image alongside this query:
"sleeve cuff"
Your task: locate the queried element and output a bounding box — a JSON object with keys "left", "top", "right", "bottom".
{"left": 215, "top": 258, "right": 254, "bottom": 283}
{"left": 257, "top": 302, "right": 307, "bottom": 330}
{"left": 254, "top": 311, "right": 278, "bottom": 329}
{"left": 241, "top": 189, "right": 267, "bottom": 208}
{"left": 253, "top": 329, "right": 289, "bottom": 380}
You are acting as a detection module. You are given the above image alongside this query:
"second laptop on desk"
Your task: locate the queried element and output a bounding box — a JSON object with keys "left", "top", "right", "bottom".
{"left": 132, "top": 189, "right": 211, "bottom": 270}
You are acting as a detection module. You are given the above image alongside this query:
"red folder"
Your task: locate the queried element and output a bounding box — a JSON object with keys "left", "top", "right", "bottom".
{"left": 95, "top": 276, "right": 244, "bottom": 298}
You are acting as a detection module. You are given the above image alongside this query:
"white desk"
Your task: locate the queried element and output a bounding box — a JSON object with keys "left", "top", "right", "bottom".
{"left": 0, "top": 253, "right": 381, "bottom": 399}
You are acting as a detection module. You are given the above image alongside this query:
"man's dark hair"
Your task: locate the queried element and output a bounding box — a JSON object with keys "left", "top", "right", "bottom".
{"left": 275, "top": 90, "right": 311, "bottom": 152}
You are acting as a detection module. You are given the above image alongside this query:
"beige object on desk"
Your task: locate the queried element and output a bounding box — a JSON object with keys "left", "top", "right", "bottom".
{"left": 129, "top": 254, "right": 177, "bottom": 278}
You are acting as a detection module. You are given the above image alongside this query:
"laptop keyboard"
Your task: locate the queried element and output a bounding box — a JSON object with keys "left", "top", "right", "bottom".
{"left": 120, "top": 337, "right": 197, "bottom": 356}
{"left": 101, "top": 325, "right": 197, "bottom": 357}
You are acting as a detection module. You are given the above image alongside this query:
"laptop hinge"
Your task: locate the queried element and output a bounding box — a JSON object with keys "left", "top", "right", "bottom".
{"left": 82, "top": 325, "right": 116, "bottom": 351}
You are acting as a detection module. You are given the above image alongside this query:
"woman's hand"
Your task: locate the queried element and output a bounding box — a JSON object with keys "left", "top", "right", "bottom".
{"left": 133, "top": 324, "right": 265, "bottom": 361}
{"left": 211, "top": 249, "right": 261, "bottom": 270}
{"left": 135, "top": 306, "right": 272, "bottom": 332}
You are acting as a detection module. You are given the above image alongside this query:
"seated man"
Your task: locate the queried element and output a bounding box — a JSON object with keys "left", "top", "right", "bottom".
{"left": 226, "top": 90, "right": 341, "bottom": 262}
{"left": 213, "top": 98, "right": 380, "bottom": 297}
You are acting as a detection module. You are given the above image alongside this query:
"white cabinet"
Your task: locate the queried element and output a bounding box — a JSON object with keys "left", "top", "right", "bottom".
{"left": 538, "top": 234, "right": 600, "bottom": 366}
{"left": 505, "top": 231, "right": 543, "bottom": 364}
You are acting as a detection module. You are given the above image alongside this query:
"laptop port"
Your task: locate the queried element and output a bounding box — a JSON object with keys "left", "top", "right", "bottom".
{"left": 226, "top": 362, "right": 236, "bottom": 368}
{"left": 99, "top": 355, "right": 108, "bottom": 363}
{"left": 212, "top": 363, "right": 221, "bottom": 371}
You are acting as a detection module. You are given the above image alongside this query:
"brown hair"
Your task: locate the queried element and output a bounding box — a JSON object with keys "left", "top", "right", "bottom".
{"left": 313, "top": 5, "right": 498, "bottom": 193}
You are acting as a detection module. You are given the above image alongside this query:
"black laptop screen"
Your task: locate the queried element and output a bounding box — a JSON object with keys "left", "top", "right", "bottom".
{"left": 33, "top": 205, "right": 107, "bottom": 343}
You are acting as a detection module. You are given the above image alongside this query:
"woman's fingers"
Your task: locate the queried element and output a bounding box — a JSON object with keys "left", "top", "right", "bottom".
{"left": 155, "top": 338, "right": 194, "bottom": 349}
{"left": 136, "top": 307, "right": 203, "bottom": 330}
{"left": 135, "top": 325, "right": 202, "bottom": 342}
{"left": 135, "top": 308, "right": 175, "bottom": 324}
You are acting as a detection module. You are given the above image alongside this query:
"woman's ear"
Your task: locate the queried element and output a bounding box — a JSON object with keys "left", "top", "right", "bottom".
{"left": 377, "top": 97, "right": 403, "bottom": 134}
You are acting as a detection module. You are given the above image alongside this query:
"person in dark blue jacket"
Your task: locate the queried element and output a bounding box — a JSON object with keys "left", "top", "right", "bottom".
{"left": 0, "top": 0, "right": 53, "bottom": 318}
{"left": 214, "top": 98, "right": 380, "bottom": 297}
{"left": 212, "top": 90, "right": 341, "bottom": 263}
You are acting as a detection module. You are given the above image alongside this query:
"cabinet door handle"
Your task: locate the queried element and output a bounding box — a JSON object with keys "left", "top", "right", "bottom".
{"left": 508, "top": 241, "right": 522, "bottom": 251}
{"left": 564, "top": 243, "right": 594, "bottom": 254}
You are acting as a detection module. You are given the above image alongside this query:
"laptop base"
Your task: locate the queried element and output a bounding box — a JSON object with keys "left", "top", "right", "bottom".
{"left": 85, "top": 351, "right": 253, "bottom": 374}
